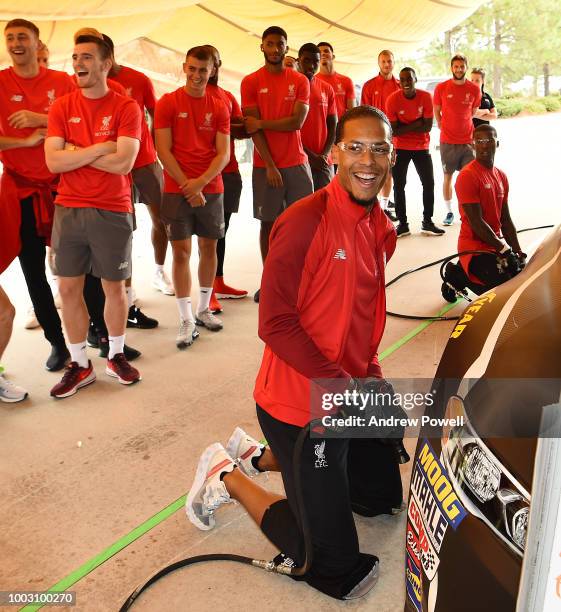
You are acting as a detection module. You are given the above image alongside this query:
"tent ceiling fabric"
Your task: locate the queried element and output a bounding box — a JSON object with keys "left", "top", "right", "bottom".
{"left": 1, "top": 0, "right": 485, "bottom": 84}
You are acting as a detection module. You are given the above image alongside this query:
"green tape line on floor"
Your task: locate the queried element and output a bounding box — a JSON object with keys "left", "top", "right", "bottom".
{"left": 21, "top": 299, "right": 460, "bottom": 611}
{"left": 20, "top": 496, "right": 186, "bottom": 612}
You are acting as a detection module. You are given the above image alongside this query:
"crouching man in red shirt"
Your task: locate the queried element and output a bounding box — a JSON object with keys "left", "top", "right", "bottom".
{"left": 45, "top": 35, "right": 142, "bottom": 397}
{"left": 185, "top": 106, "right": 404, "bottom": 600}
{"left": 442, "top": 123, "right": 525, "bottom": 301}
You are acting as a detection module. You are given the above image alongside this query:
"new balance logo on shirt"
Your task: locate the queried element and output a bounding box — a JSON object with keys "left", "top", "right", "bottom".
{"left": 259, "top": 88, "right": 269, "bottom": 94}
{"left": 334, "top": 248, "right": 347, "bottom": 260}
{"left": 10, "top": 94, "right": 23, "bottom": 102}
{"left": 68, "top": 117, "right": 81, "bottom": 123}
{"left": 118, "top": 261, "right": 129, "bottom": 270}
{"left": 178, "top": 112, "right": 188, "bottom": 118}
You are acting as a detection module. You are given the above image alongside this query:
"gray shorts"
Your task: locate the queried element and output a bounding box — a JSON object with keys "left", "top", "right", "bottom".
{"left": 440, "top": 143, "right": 474, "bottom": 174}
{"left": 131, "top": 161, "right": 163, "bottom": 207}
{"left": 161, "top": 193, "right": 225, "bottom": 240}
{"left": 223, "top": 171, "right": 243, "bottom": 215}
{"left": 51, "top": 206, "right": 133, "bottom": 281}
{"left": 252, "top": 163, "right": 313, "bottom": 222}
{"left": 311, "top": 165, "right": 334, "bottom": 191}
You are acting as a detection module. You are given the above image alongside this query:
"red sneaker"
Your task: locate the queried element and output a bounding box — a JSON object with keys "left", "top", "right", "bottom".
{"left": 106, "top": 353, "right": 141, "bottom": 385}
{"left": 209, "top": 291, "right": 223, "bottom": 314}
{"left": 213, "top": 277, "right": 248, "bottom": 299}
{"left": 50, "top": 361, "right": 96, "bottom": 398}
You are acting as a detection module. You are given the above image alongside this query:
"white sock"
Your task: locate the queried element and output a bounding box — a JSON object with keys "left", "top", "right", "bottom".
{"left": 69, "top": 340, "right": 88, "bottom": 368}
{"left": 444, "top": 200, "right": 453, "bottom": 213}
{"left": 108, "top": 335, "right": 125, "bottom": 359}
{"left": 126, "top": 287, "right": 134, "bottom": 308}
{"left": 198, "top": 287, "right": 212, "bottom": 313}
{"left": 177, "top": 297, "right": 194, "bottom": 322}
{"left": 155, "top": 264, "right": 164, "bottom": 273}
{"left": 380, "top": 196, "right": 389, "bottom": 210}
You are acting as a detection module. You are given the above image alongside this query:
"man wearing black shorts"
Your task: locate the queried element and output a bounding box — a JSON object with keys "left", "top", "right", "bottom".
{"left": 186, "top": 106, "right": 403, "bottom": 600}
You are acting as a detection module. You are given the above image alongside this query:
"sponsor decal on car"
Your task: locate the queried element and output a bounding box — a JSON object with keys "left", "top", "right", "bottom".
{"left": 416, "top": 439, "right": 467, "bottom": 529}
{"left": 406, "top": 551, "right": 422, "bottom": 612}
{"left": 407, "top": 502, "right": 440, "bottom": 581}
{"left": 450, "top": 292, "right": 496, "bottom": 339}
{"left": 410, "top": 463, "right": 449, "bottom": 552}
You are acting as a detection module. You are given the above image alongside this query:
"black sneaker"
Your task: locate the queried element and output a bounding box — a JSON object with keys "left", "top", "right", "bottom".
{"left": 396, "top": 223, "right": 410, "bottom": 237}
{"left": 441, "top": 282, "right": 457, "bottom": 303}
{"left": 96, "top": 333, "right": 141, "bottom": 361}
{"left": 87, "top": 323, "right": 99, "bottom": 348}
{"left": 421, "top": 221, "right": 445, "bottom": 236}
{"left": 45, "top": 344, "right": 70, "bottom": 372}
{"left": 253, "top": 289, "right": 260, "bottom": 303}
{"left": 384, "top": 209, "right": 398, "bottom": 223}
{"left": 126, "top": 305, "right": 158, "bottom": 329}
{"left": 387, "top": 200, "right": 395, "bottom": 210}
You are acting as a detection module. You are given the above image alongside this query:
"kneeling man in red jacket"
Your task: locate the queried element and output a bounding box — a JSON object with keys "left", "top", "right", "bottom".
{"left": 186, "top": 106, "right": 403, "bottom": 600}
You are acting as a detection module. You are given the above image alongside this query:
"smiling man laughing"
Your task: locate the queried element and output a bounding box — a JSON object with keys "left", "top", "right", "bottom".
{"left": 185, "top": 105, "right": 404, "bottom": 601}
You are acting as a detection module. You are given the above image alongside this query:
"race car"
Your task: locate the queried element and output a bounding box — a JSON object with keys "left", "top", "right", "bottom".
{"left": 404, "top": 226, "right": 561, "bottom": 612}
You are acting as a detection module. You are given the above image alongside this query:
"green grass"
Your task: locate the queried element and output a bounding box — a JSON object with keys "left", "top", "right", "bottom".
{"left": 496, "top": 94, "right": 561, "bottom": 117}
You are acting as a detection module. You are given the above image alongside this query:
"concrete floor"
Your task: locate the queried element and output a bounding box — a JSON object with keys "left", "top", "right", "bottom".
{"left": 0, "top": 113, "right": 558, "bottom": 611}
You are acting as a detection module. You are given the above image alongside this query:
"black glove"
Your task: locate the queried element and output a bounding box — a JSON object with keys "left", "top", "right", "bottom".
{"left": 338, "top": 378, "right": 410, "bottom": 464}
{"left": 361, "top": 378, "right": 410, "bottom": 464}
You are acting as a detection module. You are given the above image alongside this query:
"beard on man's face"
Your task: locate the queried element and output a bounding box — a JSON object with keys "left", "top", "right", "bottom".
{"left": 350, "top": 194, "right": 377, "bottom": 209}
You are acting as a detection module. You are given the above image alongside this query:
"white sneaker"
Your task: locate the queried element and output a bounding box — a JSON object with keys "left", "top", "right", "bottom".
{"left": 0, "top": 375, "right": 28, "bottom": 403}
{"left": 176, "top": 319, "right": 199, "bottom": 349}
{"left": 186, "top": 442, "right": 236, "bottom": 530}
{"left": 226, "top": 427, "right": 265, "bottom": 477}
{"left": 24, "top": 306, "right": 40, "bottom": 330}
{"left": 153, "top": 269, "right": 175, "bottom": 296}
{"left": 195, "top": 308, "right": 223, "bottom": 332}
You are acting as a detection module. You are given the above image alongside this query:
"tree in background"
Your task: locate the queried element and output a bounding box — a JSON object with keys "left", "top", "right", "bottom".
{"left": 402, "top": 0, "right": 561, "bottom": 97}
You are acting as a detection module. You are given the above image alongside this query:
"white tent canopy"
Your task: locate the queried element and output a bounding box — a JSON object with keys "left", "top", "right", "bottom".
{"left": 1, "top": 0, "right": 484, "bottom": 94}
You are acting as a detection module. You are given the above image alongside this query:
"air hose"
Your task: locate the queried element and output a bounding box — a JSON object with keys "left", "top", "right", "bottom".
{"left": 119, "top": 421, "right": 313, "bottom": 610}
{"left": 385, "top": 224, "right": 554, "bottom": 321}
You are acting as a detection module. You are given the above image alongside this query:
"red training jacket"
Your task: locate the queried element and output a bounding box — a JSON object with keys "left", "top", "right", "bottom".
{"left": 254, "top": 176, "right": 397, "bottom": 427}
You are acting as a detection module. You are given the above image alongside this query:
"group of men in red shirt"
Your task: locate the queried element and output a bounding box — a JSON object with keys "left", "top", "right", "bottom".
{"left": 0, "top": 21, "right": 360, "bottom": 401}
{"left": 0, "top": 16, "right": 524, "bottom": 608}
{"left": 0, "top": 19, "right": 515, "bottom": 410}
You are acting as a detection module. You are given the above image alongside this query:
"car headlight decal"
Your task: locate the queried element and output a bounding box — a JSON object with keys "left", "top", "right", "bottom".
{"left": 462, "top": 444, "right": 501, "bottom": 502}
{"left": 441, "top": 396, "right": 530, "bottom": 555}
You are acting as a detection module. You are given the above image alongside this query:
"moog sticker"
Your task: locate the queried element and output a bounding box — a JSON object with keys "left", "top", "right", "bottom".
{"left": 416, "top": 439, "right": 467, "bottom": 529}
